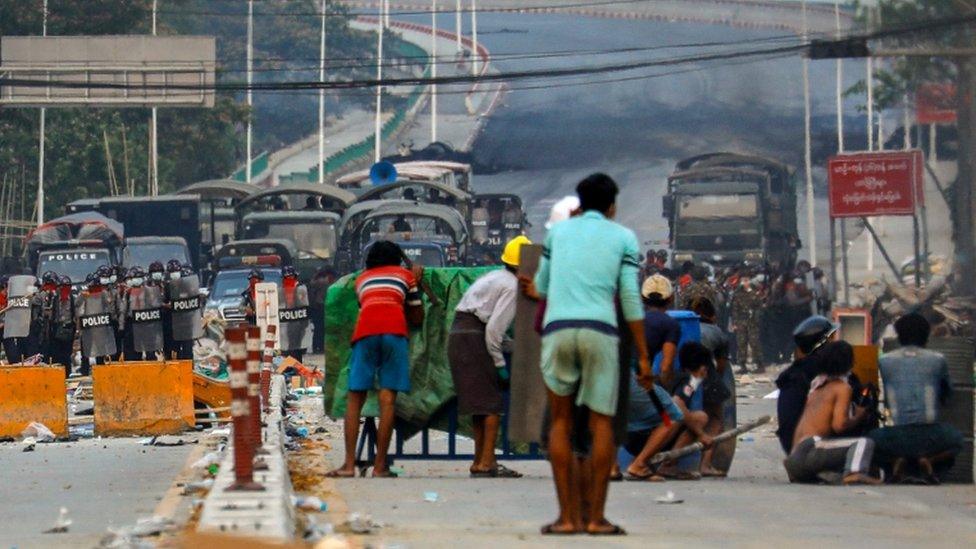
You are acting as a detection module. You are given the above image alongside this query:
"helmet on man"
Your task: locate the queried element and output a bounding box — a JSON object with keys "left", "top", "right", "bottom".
{"left": 501, "top": 235, "right": 532, "bottom": 268}
{"left": 793, "top": 315, "right": 838, "bottom": 355}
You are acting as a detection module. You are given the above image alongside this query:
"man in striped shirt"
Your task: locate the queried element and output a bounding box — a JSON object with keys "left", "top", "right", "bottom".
{"left": 328, "top": 241, "right": 424, "bottom": 478}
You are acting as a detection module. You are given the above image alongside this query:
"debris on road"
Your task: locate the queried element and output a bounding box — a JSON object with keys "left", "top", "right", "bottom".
{"left": 22, "top": 437, "right": 36, "bottom": 451}
{"left": 191, "top": 450, "right": 222, "bottom": 469}
{"left": 424, "top": 491, "right": 439, "bottom": 503}
{"left": 42, "top": 507, "right": 72, "bottom": 533}
{"left": 339, "top": 513, "right": 382, "bottom": 535}
{"left": 763, "top": 389, "right": 780, "bottom": 399}
{"left": 21, "top": 421, "right": 56, "bottom": 442}
{"left": 294, "top": 495, "right": 328, "bottom": 511}
{"left": 656, "top": 491, "right": 684, "bottom": 504}
{"left": 141, "top": 435, "right": 187, "bottom": 447}
{"left": 182, "top": 479, "right": 214, "bottom": 495}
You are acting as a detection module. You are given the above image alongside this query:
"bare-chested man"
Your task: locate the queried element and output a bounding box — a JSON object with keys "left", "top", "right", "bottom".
{"left": 783, "top": 341, "right": 881, "bottom": 485}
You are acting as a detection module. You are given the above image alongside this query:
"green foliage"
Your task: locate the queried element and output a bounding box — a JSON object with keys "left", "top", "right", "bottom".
{"left": 846, "top": 0, "right": 971, "bottom": 109}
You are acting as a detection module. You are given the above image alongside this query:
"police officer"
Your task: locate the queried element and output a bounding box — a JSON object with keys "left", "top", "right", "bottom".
{"left": 241, "top": 269, "right": 264, "bottom": 326}
{"left": 51, "top": 275, "right": 76, "bottom": 375}
{"left": 31, "top": 271, "right": 60, "bottom": 363}
{"left": 165, "top": 261, "right": 203, "bottom": 359}
{"left": 111, "top": 264, "right": 128, "bottom": 359}
{"left": 278, "top": 265, "right": 310, "bottom": 363}
{"left": 77, "top": 270, "right": 118, "bottom": 366}
{"left": 124, "top": 266, "right": 165, "bottom": 360}
{"left": 3, "top": 275, "right": 38, "bottom": 363}
{"left": 731, "top": 274, "right": 765, "bottom": 374}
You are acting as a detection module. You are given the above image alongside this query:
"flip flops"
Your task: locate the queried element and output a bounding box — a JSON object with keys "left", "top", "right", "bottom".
{"left": 470, "top": 464, "right": 523, "bottom": 478}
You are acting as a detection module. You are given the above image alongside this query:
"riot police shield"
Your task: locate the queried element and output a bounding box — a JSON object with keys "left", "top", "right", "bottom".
{"left": 78, "top": 291, "right": 118, "bottom": 358}
{"left": 3, "top": 275, "right": 36, "bottom": 340}
{"left": 129, "top": 285, "right": 165, "bottom": 354}
{"left": 278, "top": 284, "right": 310, "bottom": 352}
{"left": 168, "top": 276, "right": 203, "bottom": 342}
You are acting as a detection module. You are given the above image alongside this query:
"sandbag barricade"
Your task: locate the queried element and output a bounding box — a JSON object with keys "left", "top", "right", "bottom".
{"left": 0, "top": 366, "right": 68, "bottom": 438}
{"left": 93, "top": 359, "right": 194, "bottom": 436}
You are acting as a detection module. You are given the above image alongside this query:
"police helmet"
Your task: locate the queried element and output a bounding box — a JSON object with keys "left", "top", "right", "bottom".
{"left": 96, "top": 265, "right": 114, "bottom": 278}
{"left": 148, "top": 261, "right": 165, "bottom": 273}
{"left": 793, "top": 315, "right": 838, "bottom": 355}
{"left": 128, "top": 266, "right": 147, "bottom": 279}
{"left": 166, "top": 259, "right": 183, "bottom": 273}
{"left": 41, "top": 271, "right": 58, "bottom": 285}
{"left": 248, "top": 269, "right": 265, "bottom": 281}
{"left": 282, "top": 265, "right": 299, "bottom": 279}
{"left": 86, "top": 272, "right": 99, "bottom": 286}
{"left": 58, "top": 275, "right": 71, "bottom": 286}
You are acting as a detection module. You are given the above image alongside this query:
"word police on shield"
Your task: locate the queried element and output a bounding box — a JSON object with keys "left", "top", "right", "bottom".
{"left": 80, "top": 314, "right": 112, "bottom": 329}
{"left": 827, "top": 150, "right": 923, "bottom": 218}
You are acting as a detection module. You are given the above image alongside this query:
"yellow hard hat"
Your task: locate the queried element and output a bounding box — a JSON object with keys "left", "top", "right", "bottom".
{"left": 501, "top": 235, "right": 532, "bottom": 267}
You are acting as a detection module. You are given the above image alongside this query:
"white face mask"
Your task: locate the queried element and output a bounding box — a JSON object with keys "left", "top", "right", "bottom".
{"left": 688, "top": 374, "right": 704, "bottom": 392}
{"left": 110, "top": 275, "right": 118, "bottom": 284}
{"left": 129, "top": 278, "right": 144, "bottom": 287}
{"left": 169, "top": 272, "right": 181, "bottom": 281}
{"left": 151, "top": 272, "right": 164, "bottom": 281}
{"left": 99, "top": 277, "right": 112, "bottom": 285}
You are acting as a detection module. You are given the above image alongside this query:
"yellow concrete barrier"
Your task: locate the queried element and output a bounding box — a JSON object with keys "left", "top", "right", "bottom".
{"left": 0, "top": 366, "right": 68, "bottom": 438}
{"left": 93, "top": 360, "right": 194, "bottom": 436}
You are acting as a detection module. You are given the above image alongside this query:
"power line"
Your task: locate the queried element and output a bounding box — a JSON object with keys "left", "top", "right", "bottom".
{"left": 3, "top": 12, "right": 972, "bottom": 93}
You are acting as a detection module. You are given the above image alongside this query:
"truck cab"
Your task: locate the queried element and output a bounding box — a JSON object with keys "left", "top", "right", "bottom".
{"left": 663, "top": 153, "right": 798, "bottom": 269}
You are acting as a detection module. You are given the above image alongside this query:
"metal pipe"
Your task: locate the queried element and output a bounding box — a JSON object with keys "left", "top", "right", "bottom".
{"left": 802, "top": 1, "right": 816, "bottom": 265}
{"left": 431, "top": 0, "right": 438, "bottom": 143}
{"left": 246, "top": 0, "right": 254, "bottom": 184}
{"left": 318, "top": 0, "right": 327, "bottom": 184}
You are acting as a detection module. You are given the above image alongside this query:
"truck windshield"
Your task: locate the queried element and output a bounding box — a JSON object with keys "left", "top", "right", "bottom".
{"left": 210, "top": 269, "right": 282, "bottom": 299}
{"left": 38, "top": 250, "right": 111, "bottom": 283}
{"left": 677, "top": 194, "right": 758, "bottom": 220}
{"left": 248, "top": 222, "right": 337, "bottom": 259}
{"left": 124, "top": 243, "right": 190, "bottom": 268}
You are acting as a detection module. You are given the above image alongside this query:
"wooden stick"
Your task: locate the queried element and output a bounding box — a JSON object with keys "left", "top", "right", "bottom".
{"left": 648, "top": 415, "right": 771, "bottom": 466}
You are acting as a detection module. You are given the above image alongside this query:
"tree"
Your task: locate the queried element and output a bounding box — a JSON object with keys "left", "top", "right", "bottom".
{"left": 854, "top": 1, "right": 976, "bottom": 297}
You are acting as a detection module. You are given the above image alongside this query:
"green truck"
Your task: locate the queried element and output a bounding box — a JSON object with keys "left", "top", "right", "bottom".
{"left": 662, "top": 153, "right": 800, "bottom": 270}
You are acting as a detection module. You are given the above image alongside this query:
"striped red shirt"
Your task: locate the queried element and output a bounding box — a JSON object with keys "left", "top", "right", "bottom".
{"left": 352, "top": 266, "right": 421, "bottom": 342}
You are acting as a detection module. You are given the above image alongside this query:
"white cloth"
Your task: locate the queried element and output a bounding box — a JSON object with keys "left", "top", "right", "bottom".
{"left": 455, "top": 269, "right": 518, "bottom": 367}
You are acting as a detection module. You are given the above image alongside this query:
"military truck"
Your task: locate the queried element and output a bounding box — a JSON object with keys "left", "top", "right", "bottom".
{"left": 662, "top": 153, "right": 799, "bottom": 269}
{"left": 25, "top": 212, "right": 124, "bottom": 286}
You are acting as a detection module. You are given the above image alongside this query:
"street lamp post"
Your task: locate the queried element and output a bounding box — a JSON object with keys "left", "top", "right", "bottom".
{"left": 318, "top": 0, "right": 327, "bottom": 184}
{"left": 37, "top": 0, "right": 48, "bottom": 224}
{"left": 431, "top": 0, "right": 438, "bottom": 143}
{"left": 246, "top": 0, "right": 254, "bottom": 184}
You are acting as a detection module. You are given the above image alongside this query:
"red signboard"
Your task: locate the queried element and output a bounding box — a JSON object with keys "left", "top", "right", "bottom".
{"left": 916, "top": 83, "right": 956, "bottom": 125}
{"left": 828, "top": 151, "right": 922, "bottom": 218}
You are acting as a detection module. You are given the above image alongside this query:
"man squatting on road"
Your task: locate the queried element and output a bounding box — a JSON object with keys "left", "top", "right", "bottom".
{"left": 532, "top": 173, "right": 654, "bottom": 536}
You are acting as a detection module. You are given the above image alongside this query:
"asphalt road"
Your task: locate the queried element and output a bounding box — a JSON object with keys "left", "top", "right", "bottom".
{"left": 314, "top": 368, "right": 976, "bottom": 547}
{"left": 0, "top": 436, "right": 195, "bottom": 548}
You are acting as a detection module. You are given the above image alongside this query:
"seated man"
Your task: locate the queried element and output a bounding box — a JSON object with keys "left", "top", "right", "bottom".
{"left": 783, "top": 341, "right": 880, "bottom": 485}
{"left": 868, "top": 313, "right": 964, "bottom": 483}
{"left": 624, "top": 342, "right": 714, "bottom": 481}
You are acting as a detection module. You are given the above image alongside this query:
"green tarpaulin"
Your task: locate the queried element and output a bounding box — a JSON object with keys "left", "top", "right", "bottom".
{"left": 323, "top": 267, "right": 497, "bottom": 427}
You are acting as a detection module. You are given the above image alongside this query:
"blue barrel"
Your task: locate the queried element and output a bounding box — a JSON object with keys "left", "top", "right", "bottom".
{"left": 652, "top": 310, "right": 702, "bottom": 376}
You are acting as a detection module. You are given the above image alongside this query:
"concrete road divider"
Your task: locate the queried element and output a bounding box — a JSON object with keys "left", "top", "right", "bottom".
{"left": 0, "top": 365, "right": 68, "bottom": 438}
{"left": 93, "top": 360, "right": 195, "bottom": 436}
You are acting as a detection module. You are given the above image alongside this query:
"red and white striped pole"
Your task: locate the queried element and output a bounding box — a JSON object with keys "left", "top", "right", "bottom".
{"left": 225, "top": 327, "right": 264, "bottom": 492}
{"left": 260, "top": 324, "right": 276, "bottom": 413}
{"left": 246, "top": 326, "right": 270, "bottom": 465}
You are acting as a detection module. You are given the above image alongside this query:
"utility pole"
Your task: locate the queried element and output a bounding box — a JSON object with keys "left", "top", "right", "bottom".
{"left": 802, "top": 0, "right": 817, "bottom": 265}
{"left": 455, "top": 0, "right": 462, "bottom": 52}
{"left": 150, "top": 0, "right": 158, "bottom": 196}
{"left": 431, "top": 0, "right": 438, "bottom": 143}
{"left": 37, "top": 0, "right": 48, "bottom": 225}
{"left": 374, "top": 0, "right": 385, "bottom": 162}
{"left": 470, "top": 0, "right": 479, "bottom": 76}
{"left": 318, "top": 0, "right": 327, "bottom": 184}
{"left": 865, "top": 5, "right": 876, "bottom": 274}
{"left": 246, "top": 0, "right": 254, "bottom": 184}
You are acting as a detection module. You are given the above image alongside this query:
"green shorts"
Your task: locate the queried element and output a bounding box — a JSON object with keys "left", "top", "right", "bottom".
{"left": 540, "top": 328, "right": 620, "bottom": 416}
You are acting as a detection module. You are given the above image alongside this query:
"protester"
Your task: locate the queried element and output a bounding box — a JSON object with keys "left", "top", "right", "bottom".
{"left": 622, "top": 375, "right": 685, "bottom": 481}
{"left": 641, "top": 274, "right": 681, "bottom": 388}
{"left": 775, "top": 315, "right": 837, "bottom": 453}
{"left": 783, "top": 341, "right": 880, "bottom": 485}
{"left": 658, "top": 342, "right": 718, "bottom": 478}
{"left": 449, "top": 236, "right": 530, "bottom": 479}
{"left": 533, "top": 173, "right": 652, "bottom": 536}
{"left": 689, "top": 297, "right": 731, "bottom": 476}
{"left": 868, "top": 313, "right": 964, "bottom": 483}
{"left": 328, "top": 241, "right": 424, "bottom": 478}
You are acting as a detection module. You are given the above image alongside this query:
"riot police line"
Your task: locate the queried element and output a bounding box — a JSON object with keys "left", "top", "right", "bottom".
{"left": 0, "top": 260, "right": 204, "bottom": 374}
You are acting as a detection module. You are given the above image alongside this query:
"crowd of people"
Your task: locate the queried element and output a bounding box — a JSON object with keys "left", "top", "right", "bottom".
{"left": 0, "top": 261, "right": 312, "bottom": 375}
{"left": 324, "top": 172, "right": 967, "bottom": 537}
